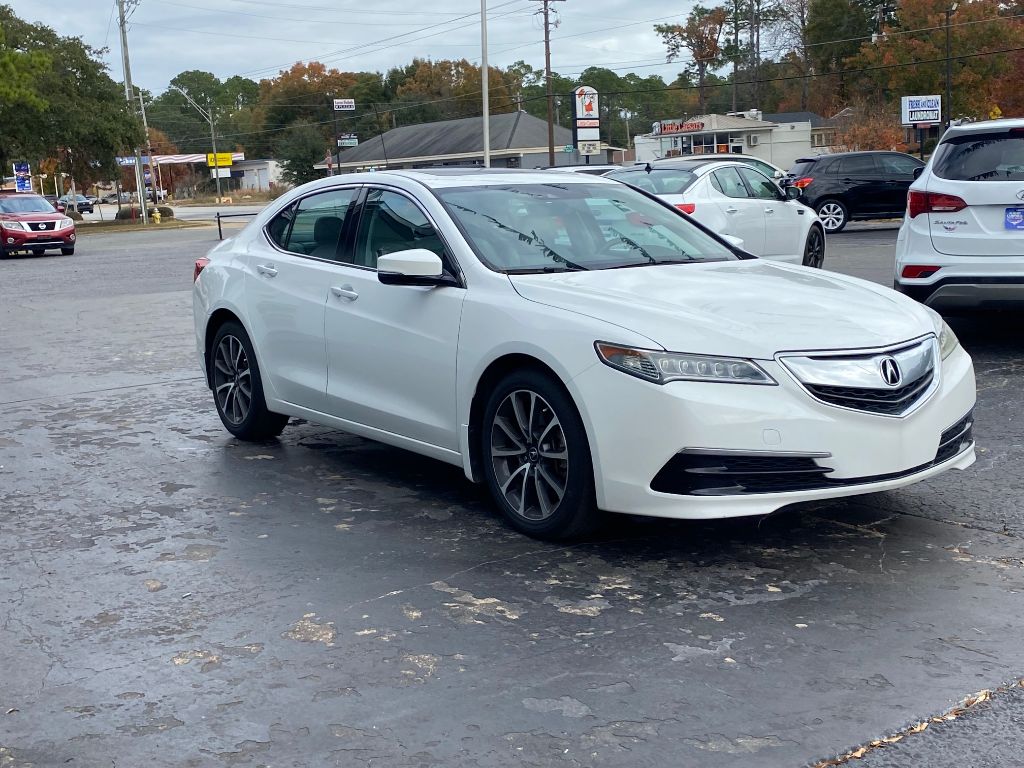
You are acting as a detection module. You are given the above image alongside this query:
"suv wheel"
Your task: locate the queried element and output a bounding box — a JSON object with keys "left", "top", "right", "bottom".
{"left": 816, "top": 199, "right": 848, "bottom": 233}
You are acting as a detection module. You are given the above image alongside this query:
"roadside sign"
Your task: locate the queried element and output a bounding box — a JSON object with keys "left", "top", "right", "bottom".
{"left": 206, "top": 152, "right": 234, "bottom": 167}
{"left": 333, "top": 98, "right": 356, "bottom": 111}
{"left": 577, "top": 141, "right": 601, "bottom": 156}
{"left": 901, "top": 95, "right": 941, "bottom": 126}
{"left": 562, "top": 145, "right": 574, "bottom": 153}
{"left": 337, "top": 133, "right": 359, "bottom": 148}
{"left": 210, "top": 168, "right": 231, "bottom": 179}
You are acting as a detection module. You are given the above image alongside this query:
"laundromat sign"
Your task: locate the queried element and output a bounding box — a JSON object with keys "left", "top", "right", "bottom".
{"left": 901, "top": 95, "right": 941, "bottom": 126}
{"left": 653, "top": 120, "right": 705, "bottom": 135}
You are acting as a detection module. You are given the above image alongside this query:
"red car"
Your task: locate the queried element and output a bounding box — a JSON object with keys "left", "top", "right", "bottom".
{"left": 0, "top": 193, "right": 76, "bottom": 257}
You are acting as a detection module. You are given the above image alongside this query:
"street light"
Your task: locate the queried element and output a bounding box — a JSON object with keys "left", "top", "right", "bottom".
{"left": 171, "top": 85, "right": 223, "bottom": 202}
{"left": 945, "top": 3, "right": 958, "bottom": 128}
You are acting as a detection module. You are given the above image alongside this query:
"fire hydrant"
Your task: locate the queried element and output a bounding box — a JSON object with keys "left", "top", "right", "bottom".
{"left": 152, "top": 209, "right": 161, "bottom": 224}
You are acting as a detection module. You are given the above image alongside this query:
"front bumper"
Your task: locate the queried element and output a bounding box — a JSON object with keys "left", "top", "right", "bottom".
{"left": 570, "top": 342, "right": 976, "bottom": 520}
{"left": 2, "top": 227, "right": 76, "bottom": 252}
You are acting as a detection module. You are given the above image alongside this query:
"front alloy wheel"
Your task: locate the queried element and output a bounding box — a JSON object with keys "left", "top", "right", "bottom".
{"left": 802, "top": 226, "right": 825, "bottom": 268}
{"left": 490, "top": 390, "right": 569, "bottom": 521}
{"left": 481, "top": 371, "right": 597, "bottom": 540}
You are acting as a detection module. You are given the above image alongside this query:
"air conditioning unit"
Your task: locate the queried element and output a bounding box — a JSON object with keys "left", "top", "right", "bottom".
{"left": 747, "top": 134, "right": 760, "bottom": 147}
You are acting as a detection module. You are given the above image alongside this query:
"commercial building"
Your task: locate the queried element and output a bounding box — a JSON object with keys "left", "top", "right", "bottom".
{"left": 316, "top": 112, "right": 616, "bottom": 173}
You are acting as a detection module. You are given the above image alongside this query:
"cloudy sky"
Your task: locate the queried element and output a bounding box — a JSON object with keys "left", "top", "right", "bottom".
{"left": 12, "top": 0, "right": 691, "bottom": 94}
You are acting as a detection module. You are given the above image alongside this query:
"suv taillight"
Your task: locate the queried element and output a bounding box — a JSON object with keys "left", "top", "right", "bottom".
{"left": 792, "top": 177, "right": 813, "bottom": 189}
{"left": 194, "top": 257, "right": 209, "bottom": 282}
{"left": 908, "top": 190, "right": 967, "bottom": 218}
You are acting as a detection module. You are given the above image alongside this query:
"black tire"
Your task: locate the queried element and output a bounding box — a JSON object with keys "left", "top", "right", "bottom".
{"left": 209, "top": 321, "right": 288, "bottom": 440}
{"left": 802, "top": 225, "right": 825, "bottom": 268}
{"left": 61, "top": 247, "right": 75, "bottom": 256}
{"left": 32, "top": 248, "right": 44, "bottom": 256}
{"left": 480, "top": 369, "right": 599, "bottom": 540}
{"left": 815, "top": 199, "right": 848, "bottom": 233}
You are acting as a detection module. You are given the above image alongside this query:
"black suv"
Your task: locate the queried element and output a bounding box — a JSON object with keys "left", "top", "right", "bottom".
{"left": 789, "top": 151, "right": 924, "bottom": 233}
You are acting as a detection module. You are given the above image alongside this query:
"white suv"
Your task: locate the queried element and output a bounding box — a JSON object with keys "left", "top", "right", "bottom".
{"left": 895, "top": 118, "right": 1024, "bottom": 309}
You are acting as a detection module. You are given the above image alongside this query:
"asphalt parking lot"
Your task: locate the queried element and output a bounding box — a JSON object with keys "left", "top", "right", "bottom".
{"left": 1, "top": 223, "right": 1022, "bottom": 767}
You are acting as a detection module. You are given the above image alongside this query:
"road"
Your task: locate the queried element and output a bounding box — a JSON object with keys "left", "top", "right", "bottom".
{"left": 1, "top": 224, "right": 1022, "bottom": 767}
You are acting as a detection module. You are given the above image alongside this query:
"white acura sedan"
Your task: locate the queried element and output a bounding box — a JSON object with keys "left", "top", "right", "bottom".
{"left": 605, "top": 159, "right": 825, "bottom": 267}
{"left": 193, "top": 169, "right": 976, "bottom": 540}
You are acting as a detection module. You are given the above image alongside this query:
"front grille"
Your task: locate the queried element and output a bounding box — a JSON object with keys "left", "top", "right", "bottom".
{"left": 27, "top": 221, "right": 56, "bottom": 231}
{"left": 805, "top": 369, "right": 934, "bottom": 415}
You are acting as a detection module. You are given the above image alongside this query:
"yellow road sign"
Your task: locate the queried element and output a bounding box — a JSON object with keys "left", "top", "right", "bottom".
{"left": 206, "top": 152, "right": 233, "bottom": 167}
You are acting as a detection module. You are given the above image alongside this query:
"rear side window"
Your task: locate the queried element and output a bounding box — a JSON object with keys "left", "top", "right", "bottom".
{"left": 834, "top": 156, "right": 879, "bottom": 175}
{"left": 878, "top": 153, "right": 923, "bottom": 176}
{"left": 789, "top": 160, "right": 817, "bottom": 178}
{"left": 933, "top": 134, "right": 1024, "bottom": 181}
{"left": 266, "top": 188, "right": 356, "bottom": 259}
{"left": 710, "top": 167, "right": 751, "bottom": 198}
{"left": 605, "top": 168, "right": 696, "bottom": 195}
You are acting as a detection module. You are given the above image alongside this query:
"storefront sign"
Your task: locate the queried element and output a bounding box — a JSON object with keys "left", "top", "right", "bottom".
{"left": 654, "top": 120, "right": 706, "bottom": 135}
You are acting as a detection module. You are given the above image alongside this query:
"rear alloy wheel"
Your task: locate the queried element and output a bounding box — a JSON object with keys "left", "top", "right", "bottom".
{"left": 816, "top": 199, "right": 848, "bottom": 233}
{"left": 210, "top": 321, "right": 288, "bottom": 440}
{"left": 482, "top": 370, "right": 598, "bottom": 540}
{"left": 802, "top": 226, "right": 825, "bottom": 268}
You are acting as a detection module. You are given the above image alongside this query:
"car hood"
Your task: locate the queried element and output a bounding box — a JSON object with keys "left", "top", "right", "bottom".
{"left": 509, "top": 260, "right": 933, "bottom": 358}
{"left": 1, "top": 211, "right": 63, "bottom": 221}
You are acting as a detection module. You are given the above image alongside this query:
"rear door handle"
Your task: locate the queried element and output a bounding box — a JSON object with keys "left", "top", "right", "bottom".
{"left": 765, "top": 207, "right": 775, "bottom": 215}
{"left": 255, "top": 263, "right": 278, "bottom": 277}
{"left": 725, "top": 207, "right": 739, "bottom": 214}
{"left": 331, "top": 285, "right": 359, "bottom": 301}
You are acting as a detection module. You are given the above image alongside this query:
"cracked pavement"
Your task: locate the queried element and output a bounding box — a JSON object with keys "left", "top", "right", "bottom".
{"left": 1, "top": 225, "right": 1022, "bottom": 767}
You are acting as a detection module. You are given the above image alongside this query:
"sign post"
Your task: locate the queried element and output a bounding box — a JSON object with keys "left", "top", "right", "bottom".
{"left": 12, "top": 162, "right": 31, "bottom": 193}
{"left": 572, "top": 85, "right": 600, "bottom": 164}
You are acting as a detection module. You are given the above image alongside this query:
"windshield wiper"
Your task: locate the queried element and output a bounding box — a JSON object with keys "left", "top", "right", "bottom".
{"left": 505, "top": 265, "right": 587, "bottom": 274}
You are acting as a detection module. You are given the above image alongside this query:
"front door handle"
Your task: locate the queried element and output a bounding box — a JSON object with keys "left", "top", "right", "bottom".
{"left": 765, "top": 207, "right": 775, "bottom": 215}
{"left": 725, "top": 207, "right": 739, "bottom": 214}
{"left": 255, "top": 263, "right": 278, "bottom": 277}
{"left": 331, "top": 285, "right": 359, "bottom": 301}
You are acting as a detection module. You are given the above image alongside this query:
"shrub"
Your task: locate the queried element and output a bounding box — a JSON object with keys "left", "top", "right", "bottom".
{"left": 114, "top": 206, "right": 144, "bottom": 221}
{"left": 156, "top": 205, "right": 174, "bottom": 219}
{"left": 66, "top": 210, "right": 84, "bottom": 221}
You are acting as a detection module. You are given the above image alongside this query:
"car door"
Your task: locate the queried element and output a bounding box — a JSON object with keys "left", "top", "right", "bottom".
{"left": 736, "top": 165, "right": 804, "bottom": 261}
{"left": 244, "top": 186, "right": 358, "bottom": 412}
{"left": 707, "top": 166, "right": 766, "bottom": 254}
{"left": 324, "top": 187, "right": 466, "bottom": 450}
{"left": 877, "top": 153, "right": 925, "bottom": 215}
{"left": 833, "top": 154, "right": 886, "bottom": 215}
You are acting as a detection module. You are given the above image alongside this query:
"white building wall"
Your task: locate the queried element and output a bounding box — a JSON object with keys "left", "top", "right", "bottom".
{"left": 234, "top": 160, "right": 284, "bottom": 190}
{"left": 634, "top": 120, "right": 815, "bottom": 172}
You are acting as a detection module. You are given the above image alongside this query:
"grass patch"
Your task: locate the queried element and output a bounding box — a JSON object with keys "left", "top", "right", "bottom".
{"left": 75, "top": 220, "right": 210, "bottom": 235}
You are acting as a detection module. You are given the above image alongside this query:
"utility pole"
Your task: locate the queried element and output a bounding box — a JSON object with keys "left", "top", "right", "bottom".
{"left": 481, "top": 0, "right": 490, "bottom": 168}
{"left": 117, "top": 0, "right": 148, "bottom": 224}
{"left": 328, "top": 93, "right": 339, "bottom": 176}
{"left": 137, "top": 88, "right": 165, "bottom": 203}
{"left": 945, "top": 4, "right": 958, "bottom": 128}
{"left": 533, "top": 0, "right": 564, "bottom": 166}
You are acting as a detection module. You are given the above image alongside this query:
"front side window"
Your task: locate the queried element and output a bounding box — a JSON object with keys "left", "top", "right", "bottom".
{"left": 265, "top": 188, "right": 356, "bottom": 259}
{"left": 933, "top": 133, "right": 1024, "bottom": 181}
{"left": 353, "top": 189, "right": 446, "bottom": 269}
{"left": 438, "top": 182, "right": 737, "bottom": 273}
{"left": 877, "top": 154, "right": 923, "bottom": 176}
{"left": 737, "top": 166, "right": 782, "bottom": 200}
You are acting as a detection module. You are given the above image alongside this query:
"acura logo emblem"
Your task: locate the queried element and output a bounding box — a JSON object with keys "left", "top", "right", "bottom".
{"left": 879, "top": 357, "right": 902, "bottom": 387}
{"left": 1017, "top": 189, "right": 1024, "bottom": 201}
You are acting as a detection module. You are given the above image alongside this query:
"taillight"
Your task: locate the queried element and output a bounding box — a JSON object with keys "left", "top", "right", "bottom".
{"left": 901, "top": 265, "right": 941, "bottom": 279}
{"left": 908, "top": 190, "right": 967, "bottom": 218}
{"left": 675, "top": 202, "right": 696, "bottom": 214}
{"left": 792, "top": 177, "right": 813, "bottom": 189}
{"left": 193, "top": 257, "right": 209, "bottom": 282}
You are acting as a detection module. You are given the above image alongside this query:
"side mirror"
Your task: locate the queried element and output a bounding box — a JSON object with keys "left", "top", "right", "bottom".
{"left": 913, "top": 166, "right": 924, "bottom": 179}
{"left": 785, "top": 185, "right": 803, "bottom": 200}
{"left": 377, "top": 249, "right": 458, "bottom": 287}
{"left": 722, "top": 234, "right": 745, "bottom": 249}
{"left": 774, "top": 170, "right": 785, "bottom": 179}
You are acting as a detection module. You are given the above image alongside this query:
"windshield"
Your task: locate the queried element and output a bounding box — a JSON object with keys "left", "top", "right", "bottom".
{"left": 933, "top": 133, "right": 1024, "bottom": 181}
{"left": 437, "top": 182, "right": 737, "bottom": 273}
{"left": 0, "top": 195, "right": 56, "bottom": 214}
{"left": 604, "top": 168, "right": 697, "bottom": 195}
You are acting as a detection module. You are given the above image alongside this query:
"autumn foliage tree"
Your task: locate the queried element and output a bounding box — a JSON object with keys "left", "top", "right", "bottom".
{"left": 656, "top": 6, "right": 729, "bottom": 114}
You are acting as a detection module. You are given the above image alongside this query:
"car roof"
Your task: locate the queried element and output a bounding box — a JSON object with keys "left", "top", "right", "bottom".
{"left": 943, "top": 117, "right": 1024, "bottom": 137}
{"left": 298, "top": 168, "right": 620, "bottom": 191}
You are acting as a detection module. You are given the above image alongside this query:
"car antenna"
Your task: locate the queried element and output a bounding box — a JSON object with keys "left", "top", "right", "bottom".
{"left": 644, "top": 163, "right": 652, "bottom": 174}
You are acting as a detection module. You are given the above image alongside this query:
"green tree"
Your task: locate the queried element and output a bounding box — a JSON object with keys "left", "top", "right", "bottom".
{"left": 277, "top": 121, "right": 326, "bottom": 186}
{"left": 656, "top": 6, "right": 729, "bottom": 114}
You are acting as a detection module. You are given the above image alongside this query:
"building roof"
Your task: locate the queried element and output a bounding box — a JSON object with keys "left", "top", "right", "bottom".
{"left": 324, "top": 111, "right": 574, "bottom": 168}
{"left": 761, "top": 111, "right": 828, "bottom": 128}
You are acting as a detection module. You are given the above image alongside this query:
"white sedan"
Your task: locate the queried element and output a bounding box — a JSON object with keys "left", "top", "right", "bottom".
{"left": 605, "top": 159, "right": 825, "bottom": 267}
{"left": 193, "top": 169, "right": 975, "bottom": 540}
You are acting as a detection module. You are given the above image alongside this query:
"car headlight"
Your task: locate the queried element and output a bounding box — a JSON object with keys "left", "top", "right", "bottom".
{"left": 595, "top": 342, "right": 776, "bottom": 385}
{"left": 925, "top": 309, "right": 959, "bottom": 359}
{"left": 59, "top": 217, "right": 74, "bottom": 230}
{"left": 0, "top": 219, "right": 27, "bottom": 231}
